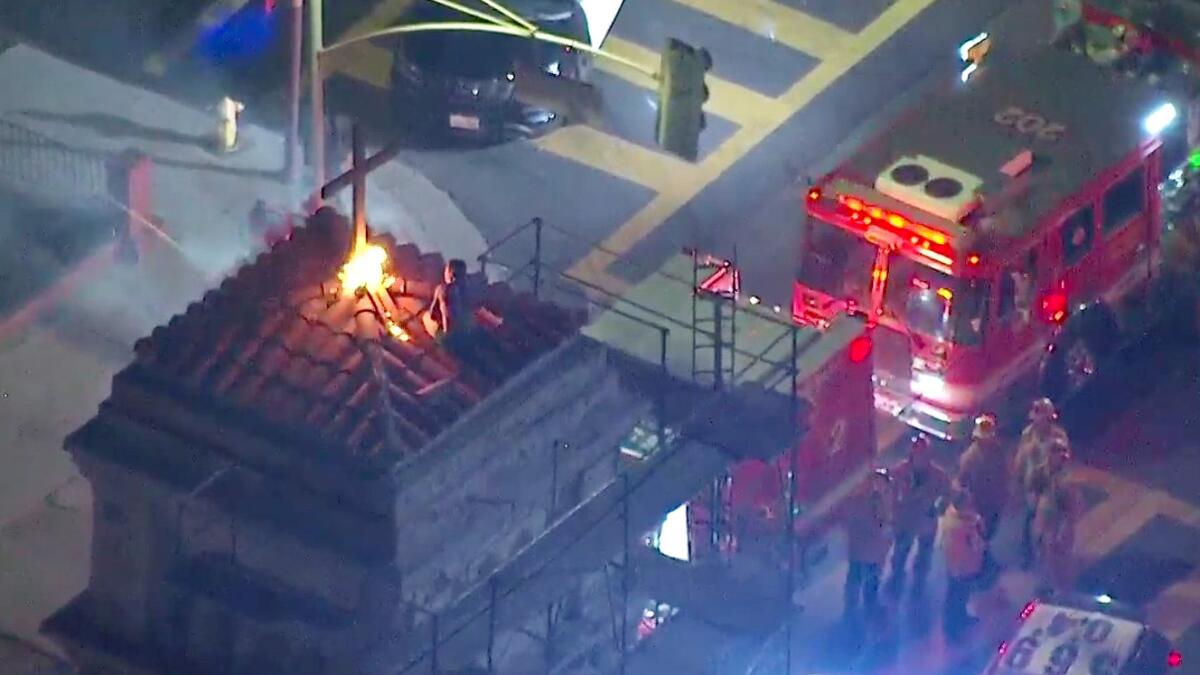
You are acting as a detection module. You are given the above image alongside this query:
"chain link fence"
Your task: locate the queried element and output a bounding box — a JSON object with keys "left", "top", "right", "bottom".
{"left": 0, "top": 115, "right": 111, "bottom": 207}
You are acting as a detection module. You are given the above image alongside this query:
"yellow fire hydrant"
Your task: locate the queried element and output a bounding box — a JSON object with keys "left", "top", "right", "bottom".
{"left": 217, "top": 96, "right": 245, "bottom": 153}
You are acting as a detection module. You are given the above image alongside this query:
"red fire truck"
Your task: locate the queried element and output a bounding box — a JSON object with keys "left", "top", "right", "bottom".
{"left": 607, "top": 253, "right": 877, "bottom": 564}
{"left": 794, "top": 35, "right": 1199, "bottom": 439}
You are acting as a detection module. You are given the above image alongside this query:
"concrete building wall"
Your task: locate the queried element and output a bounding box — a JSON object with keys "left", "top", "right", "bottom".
{"left": 392, "top": 341, "right": 646, "bottom": 614}
{"left": 75, "top": 453, "right": 163, "bottom": 646}
{"left": 53, "top": 337, "right": 661, "bottom": 675}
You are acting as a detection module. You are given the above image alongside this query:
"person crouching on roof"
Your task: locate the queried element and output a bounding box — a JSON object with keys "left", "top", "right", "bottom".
{"left": 424, "top": 259, "right": 477, "bottom": 350}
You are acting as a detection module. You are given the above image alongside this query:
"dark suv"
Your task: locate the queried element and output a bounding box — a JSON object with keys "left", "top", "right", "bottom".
{"left": 389, "top": 0, "right": 593, "bottom": 143}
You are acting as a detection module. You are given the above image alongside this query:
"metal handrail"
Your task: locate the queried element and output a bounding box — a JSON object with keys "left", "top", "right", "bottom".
{"left": 486, "top": 216, "right": 805, "bottom": 330}
{"left": 401, "top": 216, "right": 813, "bottom": 675}
{"left": 390, "top": 365, "right": 775, "bottom": 675}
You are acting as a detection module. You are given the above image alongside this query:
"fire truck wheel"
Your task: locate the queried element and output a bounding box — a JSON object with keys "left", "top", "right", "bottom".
{"left": 1039, "top": 310, "right": 1118, "bottom": 404}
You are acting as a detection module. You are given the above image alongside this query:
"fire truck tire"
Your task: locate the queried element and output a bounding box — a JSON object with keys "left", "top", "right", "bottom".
{"left": 1039, "top": 309, "right": 1118, "bottom": 404}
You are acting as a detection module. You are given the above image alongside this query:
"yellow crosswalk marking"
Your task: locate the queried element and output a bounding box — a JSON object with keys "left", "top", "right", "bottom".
{"left": 325, "top": 43, "right": 392, "bottom": 89}
{"left": 569, "top": 0, "right": 938, "bottom": 284}
{"left": 325, "top": 0, "right": 420, "bottom": 85}
{"left": 1070, "top": 466, "right": 1200, "bottom": 640}
{"left": 336, "top": 0, "right": 421, "bottom": 40}
{"left": 668, "top": 0, "right": 853, "bottom": 61}
{"left": 1075, "top": 491, "right": 1160, "bottom": 563}
{"left": 533, "top": 124, "right": 696, "bottom": 192}
{"left": 1148, "top": 575, "right": 1200, "bottom": 641}
{"left": 595, "top": 37, "right": 788, "bottom": 125}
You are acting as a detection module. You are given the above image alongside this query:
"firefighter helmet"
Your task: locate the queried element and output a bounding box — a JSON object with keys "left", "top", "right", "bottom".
{"left": 1030, "top": 397, "right": 1057, "bottom": 422}
{"left": 973, "top": 413, "right": 998, "bottom": 440}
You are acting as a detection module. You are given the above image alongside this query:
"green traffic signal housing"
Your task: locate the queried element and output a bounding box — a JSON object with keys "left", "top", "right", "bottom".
{"left": 656, "top": 38, "right": 712, "bottom": 162}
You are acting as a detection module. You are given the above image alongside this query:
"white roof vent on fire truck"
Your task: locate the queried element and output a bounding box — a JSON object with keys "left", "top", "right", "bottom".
{"left": 874, "top": 154, "right": 983, "bottom": 222}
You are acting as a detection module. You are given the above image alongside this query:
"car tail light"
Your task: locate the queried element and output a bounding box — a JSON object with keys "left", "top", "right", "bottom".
{"left": 1168, "top": 650, "right": 1182, "bottom": 668}
{"left": 1019, "top": 601, "right": 1037, "bottom": 621}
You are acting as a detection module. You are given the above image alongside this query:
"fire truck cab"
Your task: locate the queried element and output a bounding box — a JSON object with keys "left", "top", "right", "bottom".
{"left": 797, "top": 42, "right": 1187, "bottom": 439}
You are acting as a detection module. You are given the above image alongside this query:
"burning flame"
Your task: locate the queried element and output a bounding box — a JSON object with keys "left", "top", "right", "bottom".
{"left": 339, "top": 244, "right": 394, "bottom": 296}
{"left": 338, "top": 243, "right": 409, "bottom": 342}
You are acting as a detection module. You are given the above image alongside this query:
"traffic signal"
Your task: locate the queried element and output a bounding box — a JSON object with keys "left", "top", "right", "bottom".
{"left": 656, "top": 38, "right": 711, "bottom": 162}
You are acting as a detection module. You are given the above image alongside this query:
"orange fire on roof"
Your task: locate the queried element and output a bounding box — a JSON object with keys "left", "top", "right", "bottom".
{"left": 338, "top": 243, "right": 410, "bottom": 342}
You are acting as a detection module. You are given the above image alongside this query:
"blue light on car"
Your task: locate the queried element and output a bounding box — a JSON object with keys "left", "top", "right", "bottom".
{"left": 1096, "top": 593, "right": 1114, "bottom": 604}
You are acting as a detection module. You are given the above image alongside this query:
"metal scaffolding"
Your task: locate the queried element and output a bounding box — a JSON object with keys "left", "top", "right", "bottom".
{"left": 455, "top": 218, "right": 809, "bottom": 674}
{"left": 318, "top": 140, "right": 812, "bottom": 673}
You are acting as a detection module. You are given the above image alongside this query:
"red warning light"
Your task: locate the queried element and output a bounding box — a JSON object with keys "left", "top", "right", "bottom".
{"left": 967, "top": 253, "right": 981, "bottom": 266}
{"left": 807, "top": 188, "right": 822, "bottom": 202}
{"left": 1039, "top": 291, "right": 1069, "bottom": 325}
{"left": 1019, "top": 601, "right": 1038, "bottom": 621}
{"left": 1168, "top": 650, "right": 1182, "bottom": 668}
{"left": 848, "top": 335, "right": 873, "bottom": 363}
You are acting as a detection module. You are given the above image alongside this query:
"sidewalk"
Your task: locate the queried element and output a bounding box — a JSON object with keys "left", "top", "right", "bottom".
{"left": 0, "top": 44, "right": 490, "bottom": 279}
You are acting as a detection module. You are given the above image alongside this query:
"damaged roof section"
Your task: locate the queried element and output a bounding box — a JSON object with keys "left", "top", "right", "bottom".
{"left": 128, "top": 208, "right": 586, "bottom": 467}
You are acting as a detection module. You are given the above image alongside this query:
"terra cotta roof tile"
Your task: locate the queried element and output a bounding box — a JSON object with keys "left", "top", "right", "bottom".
{"left": 132, "top": 208, "right": 584, "bottom": 462}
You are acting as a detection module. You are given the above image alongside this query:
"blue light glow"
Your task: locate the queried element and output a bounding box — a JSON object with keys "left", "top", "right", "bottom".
{"left": 197, "top": 1, "right": 280, "bottom": 64}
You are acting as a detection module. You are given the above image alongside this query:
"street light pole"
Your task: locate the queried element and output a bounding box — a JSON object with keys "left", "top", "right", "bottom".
{"left": 286, "top": 0, "right": 303, "bottom": 190}
{"left": 307, "top": 0, "right": 325, "bottom": 208}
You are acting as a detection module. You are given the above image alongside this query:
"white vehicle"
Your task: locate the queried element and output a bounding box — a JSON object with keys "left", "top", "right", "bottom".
{"left": 984, "top": 595, "right": 1182, "bottom": 675}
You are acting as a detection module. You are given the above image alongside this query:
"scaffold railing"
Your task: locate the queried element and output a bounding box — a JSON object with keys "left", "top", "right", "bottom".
{"left": 375, "top": 217, "right": 815, "bottom": 675}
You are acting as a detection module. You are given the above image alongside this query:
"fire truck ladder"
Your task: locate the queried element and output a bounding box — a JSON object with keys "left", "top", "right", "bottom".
{"left": 689, "top": 247, "right": 740, "bottom": 391}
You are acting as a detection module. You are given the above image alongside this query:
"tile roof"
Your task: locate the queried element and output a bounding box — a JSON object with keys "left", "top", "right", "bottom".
{"left": 131, "top": 208, "right": 584, "bottom": 464}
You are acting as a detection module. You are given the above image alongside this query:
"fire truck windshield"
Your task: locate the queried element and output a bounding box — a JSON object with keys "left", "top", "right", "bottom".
{"left": 798, "top": 217, "right": 876, "bottom": 310}
{"left": 885, "top": 256, "right": 985, "bottom": 345}
{"left": 800, "top": 218, "right": 986, "bottom": 345}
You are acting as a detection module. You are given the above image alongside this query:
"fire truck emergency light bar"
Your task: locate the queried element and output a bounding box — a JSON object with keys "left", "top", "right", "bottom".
{"left": 807, "top": 186, "right": 978, "bottom": 270}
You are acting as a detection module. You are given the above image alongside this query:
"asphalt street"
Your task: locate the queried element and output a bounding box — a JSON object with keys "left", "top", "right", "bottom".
{"left": 2, "top": 0, "right": 1010, "bottom": 297}
{"left": 5, "top": 0, "right": 1200, "bottom": 672}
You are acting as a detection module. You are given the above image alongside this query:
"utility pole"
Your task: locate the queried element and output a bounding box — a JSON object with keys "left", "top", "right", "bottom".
{"left": 352, "top": 123, "right": 366, "bottom": 251}
{"left": 286, "top": 0, "right": 303, "bottom": 190}
{"left": 307, "top": 0, "right": 325, "bottom": 207}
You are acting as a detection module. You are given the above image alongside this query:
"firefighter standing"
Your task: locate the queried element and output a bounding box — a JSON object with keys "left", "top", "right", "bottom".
{"left": 217, "top": 96, "right": 245, "bottom": 153}
{"left": 843, "top": 470, "right": 893, "bottom": 621}
{"left": 939, "top": 488, "right": 986, "bottom": 639}
{"left": 957, "top": 414, "right": 1009, "bottom": 539}
{"left": 886, "top": 434, "right": 951, "bottom": 596}
{"left": 1014, "top": 398, "right": 1069, "bottom": 566}
{"left": 1030, "top": 441, "right": 1080, "bottom": 592}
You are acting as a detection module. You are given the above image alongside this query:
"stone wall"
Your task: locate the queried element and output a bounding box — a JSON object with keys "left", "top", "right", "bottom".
{"left": 54, "top": 335, "right": 657, "bottom": 675}
{"left": 391, "top": 339, "right": 648, "bottom": 614}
